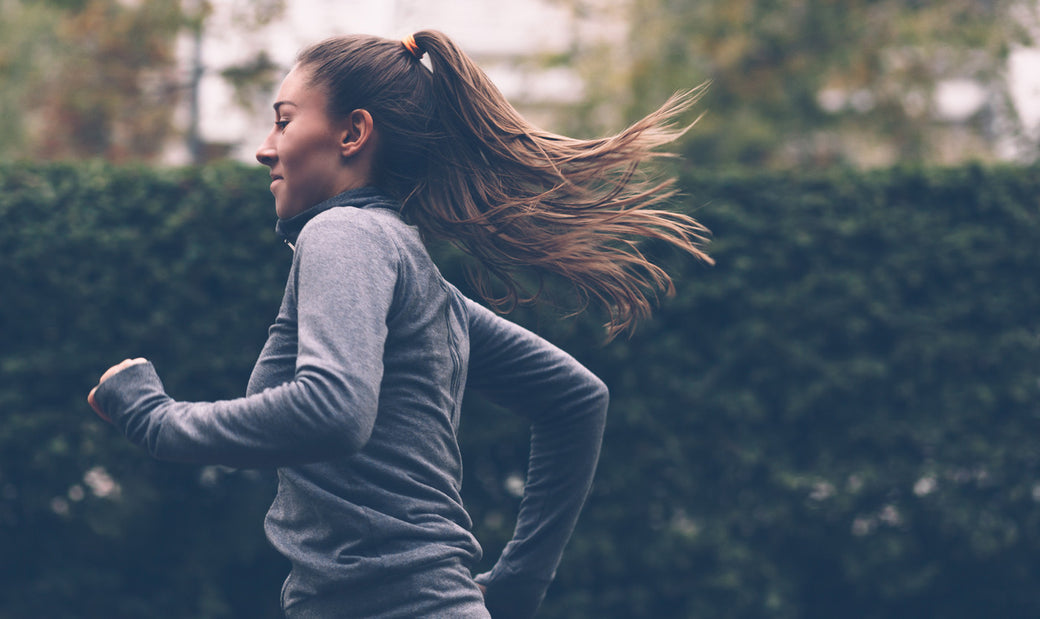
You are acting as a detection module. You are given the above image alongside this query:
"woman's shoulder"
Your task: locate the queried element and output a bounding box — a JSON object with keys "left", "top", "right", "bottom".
{"left": 298, "top": 206, "right": 412, "bottom": 247}
{"left": 295, "top": 206, "right": 432, "bottom": 273}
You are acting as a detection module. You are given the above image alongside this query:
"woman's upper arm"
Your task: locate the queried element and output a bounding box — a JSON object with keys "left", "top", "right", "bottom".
{"left": 465, "top": 299, "right": 608, "bottom": 417}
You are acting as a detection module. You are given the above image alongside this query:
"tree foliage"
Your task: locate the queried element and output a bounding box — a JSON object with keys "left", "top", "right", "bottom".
{"left": 2, "top": 161, "right": 1038, "bottom": 617}
{"left": 0, "top": 162, "right": 290, "bottom": 617}
{"left": 0, "top": 0, "right": 183, "bottom": 162}
{"left": 0, "top": 0, "right": 284, "bottom": 164}
{"left": 560, "top": 0, "right": 1040, "bottom": 168}
{"left": 534, "top": 162, "right": 1040, "bottom": 617}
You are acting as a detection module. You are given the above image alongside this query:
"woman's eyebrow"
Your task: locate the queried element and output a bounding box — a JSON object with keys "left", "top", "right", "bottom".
{"left": 273, "top": 101, "right": 297, "bottom": 113}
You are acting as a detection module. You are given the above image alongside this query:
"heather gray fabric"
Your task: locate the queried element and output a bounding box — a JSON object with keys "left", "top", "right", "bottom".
{"left": 95, "top": 187, "right": 608, "bottom": 618}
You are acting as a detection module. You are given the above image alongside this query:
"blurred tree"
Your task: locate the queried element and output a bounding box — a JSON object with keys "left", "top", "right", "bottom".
{"left": 32, "top": 0, "right": 184, "bottom": 162}
{"left": 0, "top": 2, "right": 66, "bottom": 161}
{"left": 557, "top": 0, "right": 1040, "bottom": 168}
{"left": 0, "top": 0, "right": 284, "bottom": 164}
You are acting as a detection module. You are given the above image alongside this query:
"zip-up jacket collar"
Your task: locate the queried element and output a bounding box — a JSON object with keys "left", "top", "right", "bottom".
{"left": 275, "top": 186, "right": 401, "bottom": 248}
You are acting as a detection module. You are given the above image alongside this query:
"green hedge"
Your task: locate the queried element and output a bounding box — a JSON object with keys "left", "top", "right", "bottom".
{"left": 1, "top": 162, "right": 1038, "bottom": 618}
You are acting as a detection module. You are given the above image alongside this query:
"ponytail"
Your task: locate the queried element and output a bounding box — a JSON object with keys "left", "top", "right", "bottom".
{"left": 298, "top": 31, "right": 712, "bottom": 339}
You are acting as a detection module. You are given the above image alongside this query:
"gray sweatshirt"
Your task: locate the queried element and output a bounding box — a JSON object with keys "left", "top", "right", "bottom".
{"left": 93, "top": 187, "right": 608, "bottom": 618}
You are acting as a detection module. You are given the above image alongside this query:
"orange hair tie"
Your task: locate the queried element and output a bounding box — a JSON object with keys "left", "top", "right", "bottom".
{"left": 402, "top": 34, "right": 424, "bottom": 60}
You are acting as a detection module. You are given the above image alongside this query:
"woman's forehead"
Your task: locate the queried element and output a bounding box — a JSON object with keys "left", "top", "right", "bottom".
{"left": 275, "top": 66, "right": 322, "bottom": 108}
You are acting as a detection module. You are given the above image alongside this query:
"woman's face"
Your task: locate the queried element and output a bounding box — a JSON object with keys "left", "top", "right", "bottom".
{"left": 256, "top": 66, "right": 351, "bottom": 219}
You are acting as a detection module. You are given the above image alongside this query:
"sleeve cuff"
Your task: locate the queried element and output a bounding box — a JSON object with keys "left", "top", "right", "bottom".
{"left": 93, "top": 361, "right": 169, "bottom": 435}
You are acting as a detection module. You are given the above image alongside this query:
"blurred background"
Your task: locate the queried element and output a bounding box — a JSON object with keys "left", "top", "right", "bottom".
{"left": 2, "top": 1, "right": 1040, "bottom": 618}
{"left": 2, "top": 0, "right": 1039, "bottom": 168}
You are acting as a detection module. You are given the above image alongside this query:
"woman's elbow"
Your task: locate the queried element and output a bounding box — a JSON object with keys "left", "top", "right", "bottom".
{"left": 582, "top": 372, "right": 610, "bottom": 423}
{"left": 296, "top": 373, "right": 378, "bottom": 454}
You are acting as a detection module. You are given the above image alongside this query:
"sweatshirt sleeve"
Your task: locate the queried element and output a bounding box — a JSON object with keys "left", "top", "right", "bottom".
{"left": 465, "top": 300, "right": 608, "bottom": 619}
{"left": 92, "top": 210, "right": 397, "bottom": 468}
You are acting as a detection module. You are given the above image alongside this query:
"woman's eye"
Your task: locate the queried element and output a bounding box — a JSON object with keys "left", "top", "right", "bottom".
{"left": 275, "top": 120, "right": 289, "bottom": 130}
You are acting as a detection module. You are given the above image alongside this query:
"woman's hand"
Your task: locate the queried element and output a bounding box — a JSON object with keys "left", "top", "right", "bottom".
{"left": 87, "top": 358, "right": 148, "bottom": 422}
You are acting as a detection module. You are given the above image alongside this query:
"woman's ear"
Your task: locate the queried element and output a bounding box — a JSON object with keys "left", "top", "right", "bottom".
{"left": 340, "top": 109, "right": 375, "bottom": 159}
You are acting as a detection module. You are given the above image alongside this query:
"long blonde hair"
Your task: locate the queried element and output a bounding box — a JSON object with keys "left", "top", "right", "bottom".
{"left": 298, "top": 30, "right": 712, "bottom": 338}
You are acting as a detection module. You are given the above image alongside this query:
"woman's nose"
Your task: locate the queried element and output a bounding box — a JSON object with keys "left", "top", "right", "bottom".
{"left": 256, "top": 137, "right": 276, "bottom": 166}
